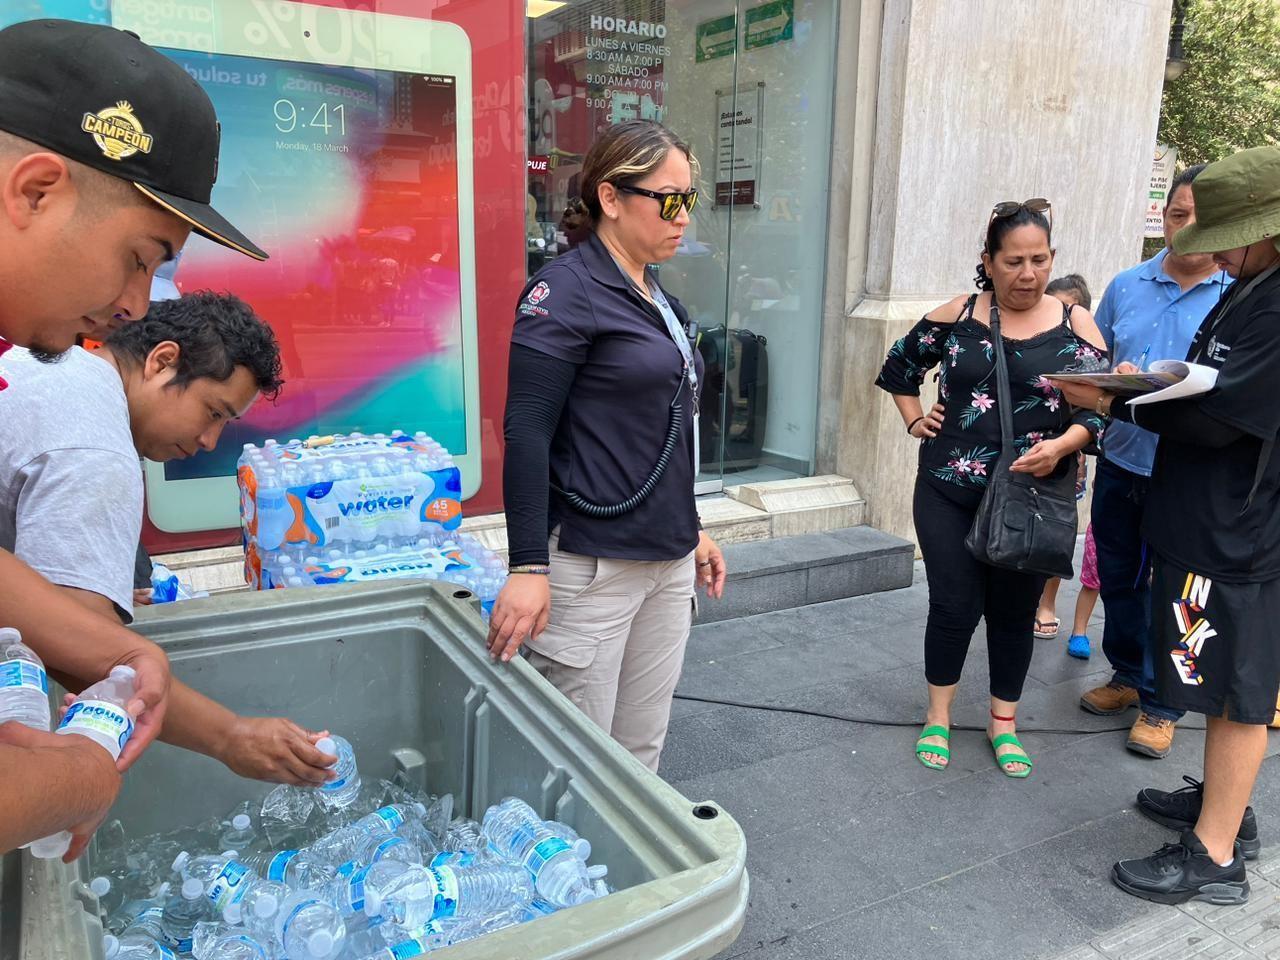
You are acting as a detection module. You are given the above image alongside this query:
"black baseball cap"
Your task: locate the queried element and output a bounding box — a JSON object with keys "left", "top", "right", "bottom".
{"left": 0, "top": 19, "right": 267, "bottom": 261}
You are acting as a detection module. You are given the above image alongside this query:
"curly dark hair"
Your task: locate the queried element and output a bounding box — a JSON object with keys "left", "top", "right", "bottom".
{"left": 105, "top": 291, "right": 284, "bottom": 401}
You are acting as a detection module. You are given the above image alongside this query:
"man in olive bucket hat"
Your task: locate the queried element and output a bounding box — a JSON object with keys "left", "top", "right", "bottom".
{"left": 1056, "top": 145, "right": 1280, "bottom": 906}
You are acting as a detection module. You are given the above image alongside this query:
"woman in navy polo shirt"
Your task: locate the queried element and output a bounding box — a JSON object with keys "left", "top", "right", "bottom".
{"left": 486, "top": 120, "right": 727, "bottom": 772}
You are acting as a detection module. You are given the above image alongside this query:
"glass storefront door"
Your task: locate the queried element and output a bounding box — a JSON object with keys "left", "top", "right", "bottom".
{"left": 526, "top": 0, "right": 840, "bottom": 492}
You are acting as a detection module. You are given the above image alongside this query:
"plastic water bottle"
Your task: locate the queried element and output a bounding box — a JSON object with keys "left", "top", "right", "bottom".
{"left": 315, "top": 735, "right": 361, "bottom": 809}
{"left": 161, "top": 878, "right": 212, "bottom": 954}
{"left": 34, "top": 665, "right": 137, "bottom": 859}
{"left": 218, "top": 812, "right": 256, "bottom": 851}
{"left": 0, "top": 629, "right": 62, "bottom": 854}
{"left": 240, "top": 847, "right": 334, "bottom": 889}
{"left": 222, "top": 876, "right": 289, "bottom": 938}
{"left": 173, "top": 851, "right": 240, "bottom": 886}
{"left": 308, "top": 802, "right": 425, "bottom": 867}
{"left": 190, "top": 924, "right": 271, "bottom": 960}
{"left": 0, "top": 628, "right": 50, "bottom": 728}
{"left": 102, "top": 933, "right": 176, "bottom": 960}
{"left": 56, "top": 665, "right": 137, "bottom": 758}
{"left": 363, "top": 862, "right": 533, "bottom": 929}
{"left": 356, "top": 921, "right": 458, "bottom": 960}
{"left": 254, "top": 471, "right": 292, "bottom": 552}
{"left": 275, "top": 890, "right": 346, "bottom": 959}
{"left": 482, "top": 799, "right": 596, "bottom": 907}
{"left": 110, "top": 885, "right": 170, "bottom": 937}
{"left": 257, "top": 783, "right": 312, "bottom": 829}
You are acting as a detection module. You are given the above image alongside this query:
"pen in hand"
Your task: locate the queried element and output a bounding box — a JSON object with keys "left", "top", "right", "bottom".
{"left": 1136, "top": 344, "right": 1151, "bottom": 371}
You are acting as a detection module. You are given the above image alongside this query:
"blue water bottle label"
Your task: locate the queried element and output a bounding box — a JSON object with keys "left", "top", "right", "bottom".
{"left": 0, "top": 660, "right": 47, "bottom": 694}
{"left": 389, "top": 940, "right": 428, "bottom": 960}
{"left": 156, "top": 945, "right": 176, "bottom": 960}
{"left": 374, "top": 806, "right": 406, "bottom": 831}
{"left": 57, "top": 699, "right": 134, "bottom": 759}
{"left": 267, "top": 849, "right": 298, "bottom": 883}
{"left": 371, "top": 836, "right": 406, "bottom": 863}
{"left": 524, "top": 837, "right": 572, "bottom": 879}
{"left": 427, "top": 867, "right": 459, "bottom": 920}
{"left": 345, "top": 864, "right": 371, "bottom": 913}
{"left": 208, "top": 860, "right": 250, "bottom": 911}
{"left": 429, "top": 849, "right": 475, "bottom": 870}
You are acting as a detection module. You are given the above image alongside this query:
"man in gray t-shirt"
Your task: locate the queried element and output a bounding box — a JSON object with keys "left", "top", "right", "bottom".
{"left": 0, "top": 293, "right": 337, "bottom": 787}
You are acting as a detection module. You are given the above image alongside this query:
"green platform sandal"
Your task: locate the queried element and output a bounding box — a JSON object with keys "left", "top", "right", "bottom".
{"left": 915, "top": 724, "right": 951, "bottom": 771}
{"left": 989, "top": 714, "right": 1033, "bottom": 779}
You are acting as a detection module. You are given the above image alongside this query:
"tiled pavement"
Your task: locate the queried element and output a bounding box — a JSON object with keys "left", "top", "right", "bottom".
{"left": 660, "top": 560, "right": 1280, "bottom": 960}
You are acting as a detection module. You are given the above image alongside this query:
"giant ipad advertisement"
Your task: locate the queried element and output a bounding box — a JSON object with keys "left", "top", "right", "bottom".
{"left": 5, "top": 0, "right": 526, "bottom": 548}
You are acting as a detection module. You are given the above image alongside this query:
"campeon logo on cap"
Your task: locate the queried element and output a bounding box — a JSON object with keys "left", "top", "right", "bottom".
{"left": 81, "top": 101, "right": 153, "bottom": 161}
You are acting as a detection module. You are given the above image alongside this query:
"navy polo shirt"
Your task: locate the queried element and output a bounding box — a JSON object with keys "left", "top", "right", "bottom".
{"left": 512, "top": 232, "right": 703, "bottom": 562}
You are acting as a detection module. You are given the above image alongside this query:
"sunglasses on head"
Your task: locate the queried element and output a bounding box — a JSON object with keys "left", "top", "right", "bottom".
{"left": 990, "top": 197, "right": 1053, "bottom": 233}
{"left": 616, "top": 184, "right": 699, "bottom": 221}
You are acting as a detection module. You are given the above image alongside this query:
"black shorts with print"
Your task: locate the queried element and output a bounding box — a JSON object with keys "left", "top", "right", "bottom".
{"left": 1151, "top": 553, "right": 1280, "bottom": 725}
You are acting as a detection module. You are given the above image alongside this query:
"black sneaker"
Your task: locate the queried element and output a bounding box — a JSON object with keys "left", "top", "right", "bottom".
{"left": 1111, "top": 830, "right": 1250, "bottom": 905}
{"left": 1136, "top": 776, "right": 1261, "bottom": 860}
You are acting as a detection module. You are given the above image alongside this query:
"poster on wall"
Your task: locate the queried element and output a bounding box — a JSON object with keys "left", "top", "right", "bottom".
{"left": 715, "top": 84, "right": 765, "bottom": 207}
{"left": 11, "top": 0, "right": 527, "bottom": 547}
{"left": 696, "top": 13, "right": 737, "bottom": 63}
{"left": 583, "top": 12, "right": 670, "bottom": 126}
{"left": 1146, "top": 144, "right": 1178, "bottom": 238}
{"left": 743, "top": 0, "right": 793, "bottom": 50}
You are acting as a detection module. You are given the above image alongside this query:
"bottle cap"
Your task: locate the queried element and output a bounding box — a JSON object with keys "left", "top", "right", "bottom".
{"left": 316, "top": 737, "right": 336, "bottom": 757}
{"left": 574, "top": 838, "right": 592, "bottom": 861}
{"left": 256, "top": 891, "right": 279, "bottom": 918}
{"left": 0, "top": 627, "right": 22, "bottom": 646}
{"left": 171, "top": 851, "right": 191, "bottom": 874}
{"left": 223, "top": 901, "right": 242, "bottom": 924}
{"left": 182, "top": 877, "right": 204, "bottom": 900}
{"left": 587, "top": 864, "right": 608, "bottom": 880}
{"left": 109, "top": 665, "right": 137, "bottom": 681}
{"left": 89, "top": 876, "right": 111, "bottom": 897}
{"left": 232, "top": 814, "right": 251, "bottom": 831}
{"left": 307, "top": 930, "right": 335, "bottom": 957}
{"left": 413, "top": 802, "right": 427, "bottom": 818}
{"left": 102, "top": 934, "right": 120, "bottom": 959}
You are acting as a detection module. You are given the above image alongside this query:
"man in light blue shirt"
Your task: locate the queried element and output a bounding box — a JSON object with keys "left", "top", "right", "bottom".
{"left": 1080, "top": 165, "right": 1231, "bottom": 757}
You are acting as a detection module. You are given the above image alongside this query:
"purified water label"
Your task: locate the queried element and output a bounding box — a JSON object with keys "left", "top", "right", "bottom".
{"left": 0, "top": 660, "right": 47, "bottom": 693}
{"left": 57, "top": 699, "right": 133, "bottom": 758}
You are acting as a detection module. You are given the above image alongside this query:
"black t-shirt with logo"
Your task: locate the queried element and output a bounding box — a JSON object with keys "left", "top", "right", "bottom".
{"left": 510, "top": 232, "right": 703, "bottom": 562}
{"left": 1134, "top": 267, "right": 1280, "bottom": 582}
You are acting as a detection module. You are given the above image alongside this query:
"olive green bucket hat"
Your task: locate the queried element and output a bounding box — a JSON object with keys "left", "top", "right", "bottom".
{"left": 1172, "top": 145, "right": 1280, "bottom": 256}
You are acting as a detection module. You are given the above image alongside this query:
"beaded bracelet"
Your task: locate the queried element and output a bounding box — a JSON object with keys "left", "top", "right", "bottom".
{"left": 509, "top": 564, "right": 551, "bottom": 576}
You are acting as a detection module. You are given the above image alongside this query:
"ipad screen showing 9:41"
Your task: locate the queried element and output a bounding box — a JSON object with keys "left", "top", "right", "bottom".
{"left": 158, "top": 49, "right": 467, "bottom": 483}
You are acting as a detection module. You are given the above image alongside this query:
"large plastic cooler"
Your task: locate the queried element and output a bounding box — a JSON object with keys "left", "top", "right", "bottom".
{"left": 6, "top": 582, "right": 748, "bottom": 959}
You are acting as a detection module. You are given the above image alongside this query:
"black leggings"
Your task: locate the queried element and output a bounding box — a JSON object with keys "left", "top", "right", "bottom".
{"left": 914, "top": 476, "right": 1046, "bottom": 702}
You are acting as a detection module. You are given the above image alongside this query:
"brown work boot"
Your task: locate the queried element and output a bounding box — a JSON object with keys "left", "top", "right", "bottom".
{"left": 1080, "top": 681, "right": 1139, "bottom": 716}
{"left": 1127, "top": 712, "right": 1176, "bottom": 758}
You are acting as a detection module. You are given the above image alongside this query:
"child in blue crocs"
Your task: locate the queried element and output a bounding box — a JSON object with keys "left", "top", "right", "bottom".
{"left": 1067, "top": 524, "right": 1100, "bottom": 658}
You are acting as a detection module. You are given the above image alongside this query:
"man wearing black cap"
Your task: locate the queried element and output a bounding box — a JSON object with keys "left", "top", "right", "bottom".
{"left": 0, "top": 18, "right": 268, "bottom": 858}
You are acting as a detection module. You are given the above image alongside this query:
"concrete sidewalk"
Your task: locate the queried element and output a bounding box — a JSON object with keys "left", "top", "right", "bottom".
{"left": 661, "top": 561, "right": 1280, "bottom": 960}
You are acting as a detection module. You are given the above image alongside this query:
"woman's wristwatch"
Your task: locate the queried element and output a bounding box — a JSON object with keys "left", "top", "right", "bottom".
{"left": 1095, "top": 393, "right": 1113, "bottom": 417}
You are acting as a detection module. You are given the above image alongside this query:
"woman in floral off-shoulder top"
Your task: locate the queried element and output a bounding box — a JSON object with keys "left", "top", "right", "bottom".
{"left": 875, "top": 201, "right": 1109, "bottom": 779}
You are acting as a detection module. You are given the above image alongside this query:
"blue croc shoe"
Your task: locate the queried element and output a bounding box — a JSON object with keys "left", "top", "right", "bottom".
{"left": 1067, "top": 634, "right": 1091, "bottom": 659}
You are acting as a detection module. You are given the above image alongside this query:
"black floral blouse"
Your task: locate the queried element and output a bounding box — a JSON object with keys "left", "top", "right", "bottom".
{"left": 876, "top": 296, "right": 1108, "bottom": 490}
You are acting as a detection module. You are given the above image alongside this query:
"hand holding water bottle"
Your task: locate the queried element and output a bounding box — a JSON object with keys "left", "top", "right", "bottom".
{"left": 214, "top": 717, "right": 334, "bottom": 786}
{"left": 0, "top": 720, "right": 120, "bottom": 858}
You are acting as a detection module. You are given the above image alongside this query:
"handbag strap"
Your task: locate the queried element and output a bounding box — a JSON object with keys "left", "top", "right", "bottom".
{"left": 988, "top": 299, "right": 1016, "bottom": 450}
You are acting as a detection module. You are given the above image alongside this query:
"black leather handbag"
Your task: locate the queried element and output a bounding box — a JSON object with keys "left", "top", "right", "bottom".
{"left": 964, "top": 302, "right": 1078, "bottom": 579}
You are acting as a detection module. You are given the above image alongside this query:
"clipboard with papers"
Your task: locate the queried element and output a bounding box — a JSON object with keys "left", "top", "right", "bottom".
{"left": 1051, "top": 360, "right": 1219, "bottom": 406}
